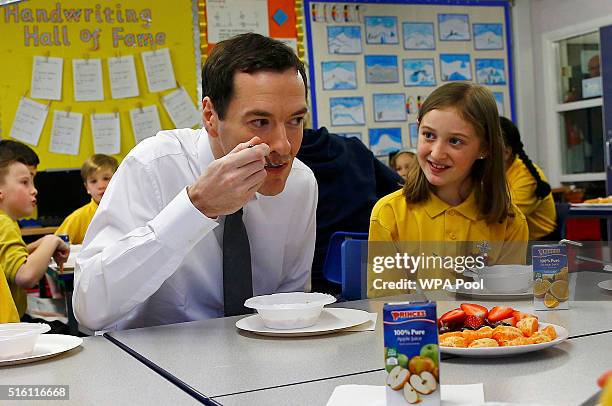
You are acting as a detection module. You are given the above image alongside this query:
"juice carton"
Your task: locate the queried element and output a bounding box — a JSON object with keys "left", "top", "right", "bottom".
{"left": 383, "top": 301, "right": 440, "bottom": 405}
{"left": 532, "top": 244, "right": 570, "bottom": 310}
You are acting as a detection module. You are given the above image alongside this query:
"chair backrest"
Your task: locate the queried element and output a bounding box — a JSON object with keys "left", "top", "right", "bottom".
{"left": 322, "top": 231, "right": 368, "bottom": 285}
{"left": 341, "top": 239, "right": 368, "bottom": 300}
{"left": 555, "top": 203, "right": 571, "bottom": 240}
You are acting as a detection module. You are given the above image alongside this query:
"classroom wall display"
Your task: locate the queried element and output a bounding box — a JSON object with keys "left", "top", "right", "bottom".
{"left": 0, "top": 0, "right": 201, "bottom": 170}
{"left": 305, "top": 0, "right": 513, "bottom": 156}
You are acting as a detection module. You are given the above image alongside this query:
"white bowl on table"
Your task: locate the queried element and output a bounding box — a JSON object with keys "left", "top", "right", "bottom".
{"left": 469, "top": 265, "right": 533, "bottom": 293}
{"left": 244, "top": 292, "right": 336, "bottom": 330}
{"left": 0, "top": 323, "right": 50, "bottom": 360}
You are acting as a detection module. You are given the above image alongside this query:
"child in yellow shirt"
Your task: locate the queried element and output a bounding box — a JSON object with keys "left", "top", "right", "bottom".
{"left": 0, "top": 263, "right": 19, "bottom": 323}
{"left": 500, "top": 117, "right": 556, "bottom": 240}
{"left": 0, "top": 148, "right": 69, "bottom": 318}
{"left": 369, "top": 82, "right": 528, "bottom": 297}
{"left": 55, "top": 154, "right": 119, "bottom": 245}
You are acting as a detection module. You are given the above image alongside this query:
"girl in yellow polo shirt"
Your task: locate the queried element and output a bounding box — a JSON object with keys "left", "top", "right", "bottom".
{"left": 1, "top": 264, "right": 19, "bottom": 323}
{"left": 369, "top": 83, "right": 528, "bottom": 297}
{"left": 500, "top": 117, "right": 556, "bottom": 240}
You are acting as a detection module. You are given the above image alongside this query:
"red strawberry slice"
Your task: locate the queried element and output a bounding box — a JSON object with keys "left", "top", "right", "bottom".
{"left": 488, "top": 306, "right": 514, "bottom": 323}
{"left": 464, "top": 315, "right": 484, "bottom": 329}
{"left": 438, "top": 308, "right": 466, "bottom": 327}
{"left": 460, "top": 303, "right": 488, "bottom": 319}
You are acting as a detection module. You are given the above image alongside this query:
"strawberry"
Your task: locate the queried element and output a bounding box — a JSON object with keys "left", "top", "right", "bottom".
{"left": 438, "top": 308, "right": 466, "bottom": 328}
{"left": 460, "top": 303, "right": 488, "bottom": 319}
{"left": 598, "top": 370, "right": 612, "bottom": 388}
{"left": 464, "top": 315, "right": 484, "bottom": 329}
{"left": 487, "top": 306, "right": 514, "bottom": 323}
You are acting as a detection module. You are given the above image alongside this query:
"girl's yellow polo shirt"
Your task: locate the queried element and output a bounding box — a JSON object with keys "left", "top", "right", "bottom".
{"left": 368, "top": 190, "right": 529, "bottom": 298}
{"left": 0, "top": 210, "right": 28, "bottom": 317}
{"left": 506, "top": 157, "right": 556, "bottom": 240}
{"left": 55, "top": 199, "right": 99, "bottom": 245}
{"left": 0, "top": 264, "right": 19, "bottom": 323}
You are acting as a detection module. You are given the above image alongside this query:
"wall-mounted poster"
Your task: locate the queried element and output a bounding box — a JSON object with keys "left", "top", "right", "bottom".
{"left": 327, "top": 26, "right": 362, "bottom": 54}
{"left": 438, "top": 14, "right": 470, "bottom": 41}
{"left": 365, "top": 55, "right": 398, "bottom": 83}
{"left": 475, "top": 59, "right": 506, "bottom": 85}
{"left": 409, "top": 122, "right": 419, "bottom": 148}
{"left": 493, "top": 92, "right": 504, "bottom": 116}
{"left": 330, "top": 96, "right": 365, "bottom": 126}
{"left": 473, "top": 23, "right": 503, "bottom": 50}
{"left": 322, "top": 61, "right": 358, "bottom": 90}
{"left": 364, "top": 16, "right": 399, "bottom": 45}
{"left": 369, "top": 127, "right": 402, "bottom": 156}
{"left": 403, "top": 59, "right": 436, "bottom": 87}
{"left": 440, "top": 54, "right": 472, "bottom": 81}
{"left": 373, "top": 93, "right": 406, "bottom": 122}
{"left": 403, "top": 22, "right": 435, "bottom": 50}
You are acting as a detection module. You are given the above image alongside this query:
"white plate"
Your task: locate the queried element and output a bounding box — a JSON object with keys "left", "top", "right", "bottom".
{"left": 0, "top": 334, "right": 83, "bottom": 366}
{"left": 236, "top": 308, "right": 371, "bottom": 337}
{"left": 444, "top": 285, "right": 532, "bottom": 299}
{"left": 571, "top": 203, "right": 612, "bottom": 208}
{"left": 597, "top": 279, "right": 612, "bottom": 291}
{"left": 440, "top": 323, "right": 568, "bottom": 358}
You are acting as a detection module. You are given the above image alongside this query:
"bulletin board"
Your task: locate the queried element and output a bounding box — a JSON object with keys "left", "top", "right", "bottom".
{"left": 304, "top": 0, "right": 513, "bottom": 157}
{"left": 0, "top": 0, "right": 201, "bottom": 170}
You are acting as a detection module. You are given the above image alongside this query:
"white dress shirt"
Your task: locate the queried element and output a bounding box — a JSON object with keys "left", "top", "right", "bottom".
{"left": 74, "top": 128, "right": 317, "bottom": 330}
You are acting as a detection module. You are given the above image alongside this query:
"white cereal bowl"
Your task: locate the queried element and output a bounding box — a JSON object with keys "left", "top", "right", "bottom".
{"left": 244, "top": 292, "right": 337, "bottom": 330}
{"left": 0, "top": 323, "right": 50, "bottom": 360}
{"left": 472, "top": 265, "right": 533, "bottom": 293}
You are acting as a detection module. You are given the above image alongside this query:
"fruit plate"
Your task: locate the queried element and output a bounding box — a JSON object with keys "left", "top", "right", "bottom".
{"left": 440, "top": 323, "right": 568, "bottom": 358}
{"left": 0, "top": 334, "right": 83, "bottom": 366}
{"left": 235, "top": 308, "right": 371, "bottom": 337}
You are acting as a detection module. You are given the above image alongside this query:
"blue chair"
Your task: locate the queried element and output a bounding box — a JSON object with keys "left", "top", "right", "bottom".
{"left": 322, "top": 231, "right": 368, "bottom": 285}
{"left": 341, "top": 239, "right": 368, "bottom": 300}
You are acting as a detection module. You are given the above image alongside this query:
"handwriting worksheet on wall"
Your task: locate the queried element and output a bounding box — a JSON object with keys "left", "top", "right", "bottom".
{"left": 9, "top": 97, "right": 49, "bottom": 146}
{"left": 49, "top": 110, "right": 83, "bottom": 155}
{"left": 108, "top": 55, "right": 140, "bottom": 99}
{"left": 162, "top": 87, "right": 201, "bottom": 129}
{"left": 129, "top": 105, "right": 162, "bottom": 143}
{"left": 31, "top": 56, "right": 63, "bottom": 100}
{"left": 141, "top": 48, "right": 176, "bottom": 93}
{"left": 73, "top": 58, "right": 105, "bottom": 101}
{"left": 91, "top": 113, "right": 121, "bottom": 155}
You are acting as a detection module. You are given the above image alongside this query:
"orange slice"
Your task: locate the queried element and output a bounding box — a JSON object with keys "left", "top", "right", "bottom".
{"left": 544, "top": 292, "right": 560, "bottom": 308}
{"left": 550, "top": 280, "right": 569, "bottom": 301}
{"left": 555, "top": 267, "right": 569, "bottom": 281}
{"left": 534, "top": 278, "right": 551, "bottom": 298}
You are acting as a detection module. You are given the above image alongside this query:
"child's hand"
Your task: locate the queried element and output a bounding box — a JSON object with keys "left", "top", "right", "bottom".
{"left": 52, "top": 237, "right": 70, "bottom": 271}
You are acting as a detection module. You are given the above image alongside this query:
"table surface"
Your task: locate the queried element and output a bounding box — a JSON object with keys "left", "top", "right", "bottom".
{"left": 20, "top": 226, "right": 58, "bottom": 236}
{"left": 0, "top": 336, "right": 199, "bottom": 405}
{"left": 106, "top": 271, "right": 612, "bottom": 399}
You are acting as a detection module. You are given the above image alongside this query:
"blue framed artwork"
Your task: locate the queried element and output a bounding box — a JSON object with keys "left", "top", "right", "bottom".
{"left": 330, "top": 96, "right": 365, "bottom": 126}
{"left": 327, "top": 26, "right": 362, "bottom": 54}
{"left": 322, "top": 61, "right": 357, "bottom": 90}
{"left": 364, "top": 55, "right": 398, "bottom": 83}
{"left": 440, "top": 54, "right": 472, "bottom": 81}
{"left": 438, "top": 14, "right": 470, "bottom": 41}
{"left": 475, "top": 59, "right": 506, "bottom": 85}
{"left": 403, "top": 59, "right": 436, "bottom": 87}
{"left": 369, "top": 127, "right": 402, "bottom": 156}
{"left": 409, "top": 123, "right": 419, "bottom": 148}
{"left": 473, "top": 23, "right": 503, "bottom": 50}
{"left": 364, "top": 16, "right": 399, "bottom": 45}
{"left": 403, "top": 22, "right": 435, "bottom": 50}
{"left": 373, "top": 93, "right": 406, "bottom": 122}
{"left": 493, "top": 92, "right": 505, "bottom": 116}
{"left": 338, "top": 132, "right": 363, "bottom": 142}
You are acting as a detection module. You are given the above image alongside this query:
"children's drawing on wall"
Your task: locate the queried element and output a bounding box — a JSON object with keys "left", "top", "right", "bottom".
{"left": 373, "top": 93, "right": 406, "bottom": 122}
{"left": 322, "top": 61, "right": 357, "bottom": 90}
{"left": 475, "top": 58, "right": 506, "bottom": 85}
{"left": 402, "top": 22, "right": 435, "bottom": 50}
{"left": 327, "top": 26, "right": 362, "bottom": 54}
{"left": 403, "top": 59, "right": 436, "bottom": 86}
{"left": 365, "top": 55, "right": 398, "bottom": 83}
{"left": 440, "top": 54, "right": 472, "bottom": 81}
{"left": 338, "top": 132, "right": 363, "bottom": 142}
{"left": 364, "top": 16, "right": 398, "bottom": 44}
{"left": 409, "top": 123, "right": 419, "bottom": 148}
{"left": 473, "top": 23, "right": 503, "bottom": 50}
{"left": 493, "top": 92, "right": 505, "bottom": 116}
{"left": 438, "top": 14, "right": 470, "bottom": 41}
{"left": 369, "top": 127, "right": 402, "bottom": 156}
{"left": 330, "top": 96, "right": 365, "bottom": 126}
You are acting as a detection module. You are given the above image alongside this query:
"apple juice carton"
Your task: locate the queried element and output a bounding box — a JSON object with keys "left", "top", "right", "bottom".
{"left": 532, "top": 244, "right": 570, "bottom": 310}
{"left": 383, "top": 301, "right": 440, "bottom": 405}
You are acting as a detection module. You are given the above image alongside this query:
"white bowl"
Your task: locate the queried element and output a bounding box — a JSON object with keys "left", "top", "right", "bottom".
{"left": 0, "top": 323, "right": 50, "bottom": 360}
{"left": 244, "top": 292, "right": 336, "bottom": 330}
{"left": 472, "top": 265, "right": 533, "bottom": 293}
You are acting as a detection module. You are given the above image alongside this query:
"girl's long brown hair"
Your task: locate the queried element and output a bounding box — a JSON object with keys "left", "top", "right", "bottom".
{"left": 403, "top": 82, "right": 511, "bottom": 224}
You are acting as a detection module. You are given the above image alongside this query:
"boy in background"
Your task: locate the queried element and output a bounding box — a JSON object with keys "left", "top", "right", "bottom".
{"left": 56, "top": 154, "right": 119, "bottom": 244}
{"left": 0, "top": 148, "right": 69, "bottom": 319}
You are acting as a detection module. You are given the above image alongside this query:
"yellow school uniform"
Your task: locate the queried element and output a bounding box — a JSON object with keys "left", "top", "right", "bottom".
{"left": 55, "top": 199, "right": 98, "bottom": 244}
{"left": 506, "top": 157, "right": 556, "bottom": 240}
{"left": 0, "top": 210, "right": 28, "bottom": 317}
{"left": 0, "top": 264, "right": 20, "bottom": 323}
{"left": 368, "top": 190, "right": 528, "bottom": 298}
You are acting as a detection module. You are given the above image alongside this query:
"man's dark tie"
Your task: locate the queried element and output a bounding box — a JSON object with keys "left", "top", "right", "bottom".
{"left": 222, "top": 208, "right": 254, "bottom": 316}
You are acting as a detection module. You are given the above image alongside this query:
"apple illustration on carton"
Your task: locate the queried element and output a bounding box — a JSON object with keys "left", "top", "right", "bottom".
{"left": 408, "top": 355, "right": 436, "bottom": 375}
{"left": 420, "top": 344, "right": 439, "bottom": 367}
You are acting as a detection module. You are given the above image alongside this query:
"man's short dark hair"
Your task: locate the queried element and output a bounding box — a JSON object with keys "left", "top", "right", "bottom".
{"left": 0, "top": 140, "right": 40, "bottom": 166}
{"left": 202, "top": 33, "right": 307, "bottom": 120}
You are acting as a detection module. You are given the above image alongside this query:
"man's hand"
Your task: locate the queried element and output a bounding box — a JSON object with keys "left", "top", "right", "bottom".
{"left": 188, "top": 137, "right": 269, "bottom": 218}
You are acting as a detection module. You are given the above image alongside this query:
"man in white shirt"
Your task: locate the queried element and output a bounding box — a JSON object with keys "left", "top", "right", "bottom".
{"left": 74, "top": 33, "right": 317, "bottom": 330}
